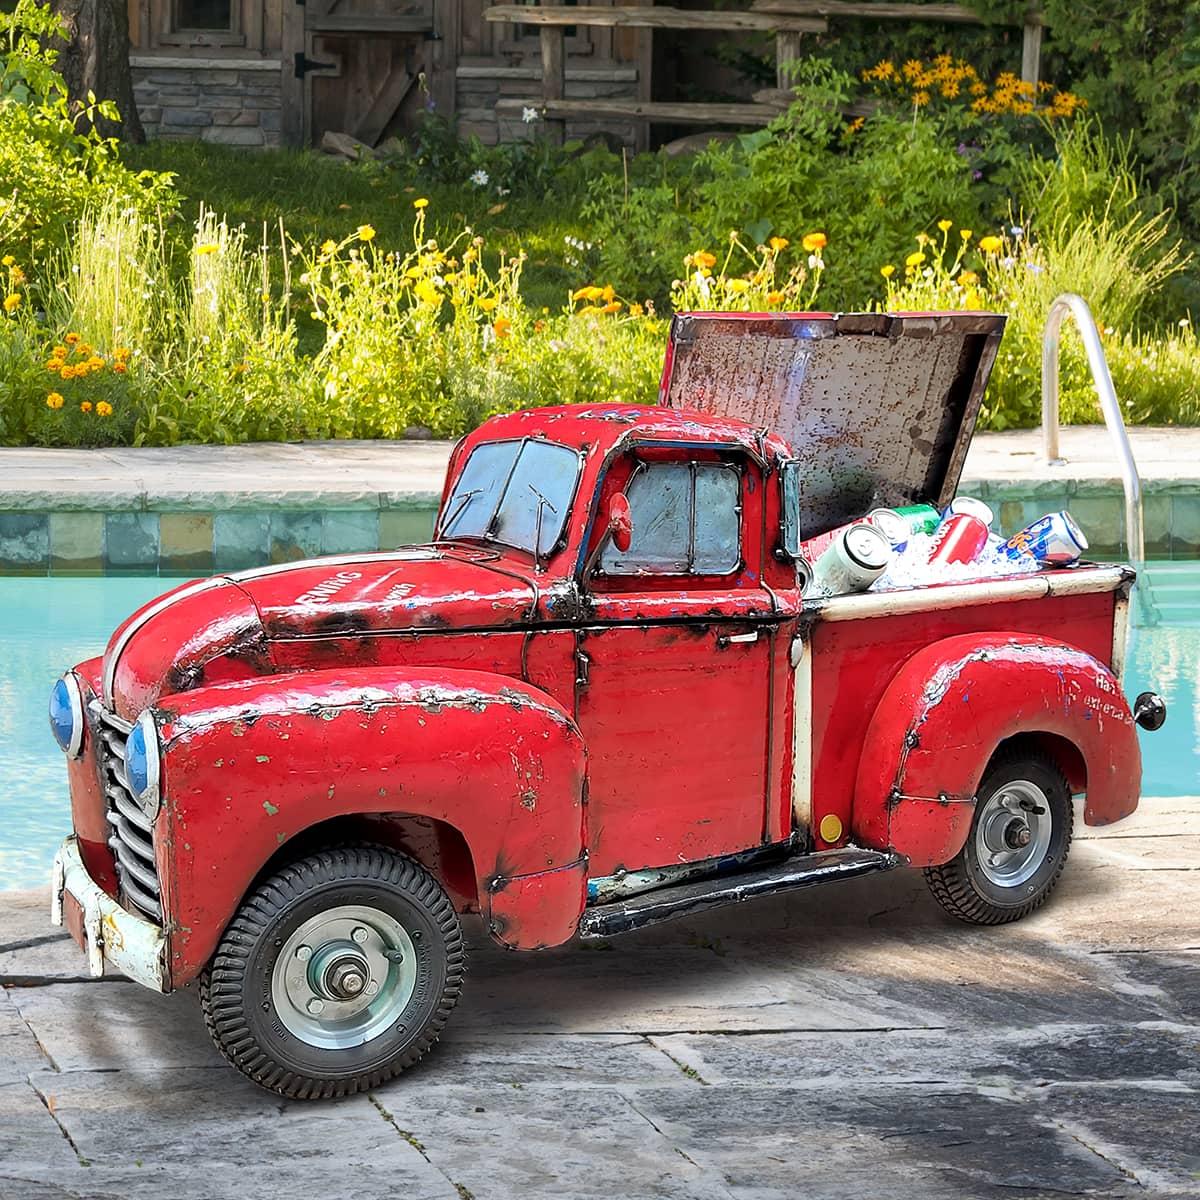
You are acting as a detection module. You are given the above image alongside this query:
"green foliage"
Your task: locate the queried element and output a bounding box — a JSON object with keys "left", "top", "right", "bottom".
{"left": 0, "top": 0, "right": 174, "bottom": 260}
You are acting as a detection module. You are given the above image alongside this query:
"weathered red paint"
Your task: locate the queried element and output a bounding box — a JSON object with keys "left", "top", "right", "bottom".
{"left": 157, "top": 667, "right": 587, "bottom": 981}
{"left": 852, "top": 633, "right": 1141, "bottom": 866}
{"left": 55, "top": 313, "right": 1157, "bottom": 999}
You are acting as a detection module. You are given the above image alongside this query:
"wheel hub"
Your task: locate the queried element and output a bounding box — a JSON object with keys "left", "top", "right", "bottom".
{"left": 975, "top": 780, "right": 1053, "bottom": 888}
{"left": 271, "top": 905, "right": 418, "bottom": 1050}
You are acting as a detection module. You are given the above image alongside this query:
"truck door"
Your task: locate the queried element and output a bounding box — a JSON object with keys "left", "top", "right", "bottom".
{"left": 575, "top": 450, "right": 779, "bottom": 877}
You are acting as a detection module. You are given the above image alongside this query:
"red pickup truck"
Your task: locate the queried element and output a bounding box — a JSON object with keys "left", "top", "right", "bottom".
{"left": 48, "top": 312, "right": 1164, "bottom": 1099}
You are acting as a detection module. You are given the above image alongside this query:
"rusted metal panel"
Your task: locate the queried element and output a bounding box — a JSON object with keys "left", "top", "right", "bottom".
{"left": 852, "top": 632, "right": 1142, "bottom": 866}
{"left": 156, "top": 667, "right": 587, "bottom": 982}
{"left": 658, "top": 312, "right": 1006, "bottom": 538}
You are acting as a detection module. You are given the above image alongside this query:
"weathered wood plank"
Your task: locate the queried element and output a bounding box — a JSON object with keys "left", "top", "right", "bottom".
{"left": 775, "top": 30, "right": 802, "bottom": 89}
{"left": 353, "top": 66, "right": 416, "bottom": 145}
{"left": 497, "top": 97, "right": 780, "bottom": 125}
{"left": 484, "top": 5, "right": 827, "bottom": 31}
{"left": 540, "top": 27, "right": 566, "bottom": 145}
{"left": 750, "top": 0, "right": 1044, "bottom": 25}
{"left": 309, "top": 13, "right": 435, "bottom": 32}
{"left": 1021, "top": 19, "right": 1042, "bottom": 86}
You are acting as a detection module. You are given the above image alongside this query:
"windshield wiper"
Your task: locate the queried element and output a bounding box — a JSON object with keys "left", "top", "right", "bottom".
{"left": 440, "top": 488, "right": 482, "bottom": 538}
{"left": 527, "top": 482, "right": 558, "bottom": 568}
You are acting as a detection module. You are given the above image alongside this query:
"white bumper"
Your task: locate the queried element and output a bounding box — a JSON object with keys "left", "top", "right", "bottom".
{"left": 50, "top": 836, "right": 169, "bottom": 992}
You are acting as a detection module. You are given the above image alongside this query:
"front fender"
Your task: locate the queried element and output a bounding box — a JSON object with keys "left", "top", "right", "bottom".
{"left": 154, "top": 667, "right": 587, "bottom": 983}
{"left": 853, "top": 633, "right": 1141, "bottom": 867}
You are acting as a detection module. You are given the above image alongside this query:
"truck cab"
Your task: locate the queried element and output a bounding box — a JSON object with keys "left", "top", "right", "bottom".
{"left": 48, "top": 311, "right": 1164, "bottom": 1099}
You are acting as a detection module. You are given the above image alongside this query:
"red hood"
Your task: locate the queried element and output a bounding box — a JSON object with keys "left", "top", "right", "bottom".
{"left": 105, "top": 549, "right": 538, "bottom": 717}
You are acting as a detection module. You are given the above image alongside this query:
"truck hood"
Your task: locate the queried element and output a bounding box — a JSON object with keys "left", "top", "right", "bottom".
{"left": 104, "top": 549, "right": 537, "bottom": 717}
{"left": 658, "top": 311, "right": 1006, "bottom": 538}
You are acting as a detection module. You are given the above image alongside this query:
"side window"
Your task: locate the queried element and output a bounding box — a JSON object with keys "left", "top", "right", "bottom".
{"left": 600, "top": 462, "right": 741, "bottom": 576}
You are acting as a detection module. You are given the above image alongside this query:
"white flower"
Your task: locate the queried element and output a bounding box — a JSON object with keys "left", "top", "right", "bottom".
{"left": 1010, "top": 224, "right": 1024, "bottom": 238}
{"left": 1179, "top": 317, "right": 1190, "bottom": 327}
{"left": 808, "top": 254, "right": 823, "bottom": 270}
{"left": 470, "top": 169, "right": 489, "bottom": 186}
{"left": 522, "top": 106, "right": 539, "bottom": 124}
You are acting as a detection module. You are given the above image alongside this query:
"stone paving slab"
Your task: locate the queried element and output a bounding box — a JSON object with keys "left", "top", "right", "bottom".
{"left": 0, "top": 426, "right": 1195, "bottom": 513}
{"left": 0, "top": 796, "right": 1197, "bottom": 1198}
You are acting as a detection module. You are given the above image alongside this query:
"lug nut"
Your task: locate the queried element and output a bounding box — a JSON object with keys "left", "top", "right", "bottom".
{"left": 306, "top": 997, "right": 325, "bottom": 1015}
{"left": 295, "top": 944, "right": 312, "bottom": 962}
{"left": 351, "top": 927, "right": 369, "bottom": 945}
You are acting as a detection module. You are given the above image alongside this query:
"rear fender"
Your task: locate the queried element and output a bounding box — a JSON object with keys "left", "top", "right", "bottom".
{"left": 155, "top": 667, "right": 587, "bottom": 984}
{"left": 853, "top": 633, "right": 1141, "bottom": 867}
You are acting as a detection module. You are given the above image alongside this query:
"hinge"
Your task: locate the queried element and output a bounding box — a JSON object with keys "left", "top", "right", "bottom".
{"left": 574, "top": 648, "right": 591, "bottom": 689}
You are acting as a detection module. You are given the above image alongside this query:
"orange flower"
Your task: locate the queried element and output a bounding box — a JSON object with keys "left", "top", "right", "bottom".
{"left": 46, "top": 392, "right": 64, "bottom": 409}
{"left": 768, "top": 237, "right": 789, "bottom": 252}
{"left": 113, "top": 362, "right": 127, "bottom": 374}
{"left": 801, "top": 232, "right": 827, "bottom": 253}
{"left": 692, "top": 251, "right": 717, "bottom": 270}
{"left": 493, "top": 317, "right": 512, "bottom": 339}
{"left": 65, "top": 332, "right": 80, "bottom": 344}
{"left": 96, "top": 401, "right": 113, "bottom": 417}
{"left": 766, "top": 291, "right": 785, "bottom": 305}
{"left": 602, "top": 301, "right": 621, "bottom": 314}
{"left": 80, "top": 401, "right": 93, "bottom": 413}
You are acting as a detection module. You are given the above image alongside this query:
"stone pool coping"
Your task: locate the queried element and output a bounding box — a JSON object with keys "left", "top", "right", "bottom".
{"left": 1, "top": 426, "right": 1197, "bottom": 571}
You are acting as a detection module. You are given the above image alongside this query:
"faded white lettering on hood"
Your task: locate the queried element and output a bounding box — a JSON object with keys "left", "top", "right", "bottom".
{"left": 296, "top": 571, "right": 363, "bottom": 605}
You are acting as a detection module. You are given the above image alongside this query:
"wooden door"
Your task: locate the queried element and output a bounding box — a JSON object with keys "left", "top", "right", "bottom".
{"left": 281, "top": 0, "right": 441, "bottom": 147}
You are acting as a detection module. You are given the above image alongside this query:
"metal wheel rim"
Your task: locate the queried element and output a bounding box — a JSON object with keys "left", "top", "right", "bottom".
{"left": 975, "top": 780, "right": 1053, "bottom": 888}
{"left": 271, "top": 904, "right": 418, "bottom": 1050}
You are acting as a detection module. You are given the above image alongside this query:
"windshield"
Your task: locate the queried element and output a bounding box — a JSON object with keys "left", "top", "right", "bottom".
{"left": 438, "top": 438, "right": 580, "bottom": 558}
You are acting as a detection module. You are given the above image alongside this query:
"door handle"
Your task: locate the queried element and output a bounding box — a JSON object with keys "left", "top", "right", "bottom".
{"left": 717, "top": 630, "right": 759, "bottom": 648}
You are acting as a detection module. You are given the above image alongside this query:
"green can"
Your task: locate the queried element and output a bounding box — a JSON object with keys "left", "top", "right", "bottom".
{"left": 893, "top": 504, "right": 942, "bottom": 536}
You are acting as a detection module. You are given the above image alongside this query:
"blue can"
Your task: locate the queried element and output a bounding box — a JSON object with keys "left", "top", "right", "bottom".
{"left": 1000, "top": 511, "right": 1089, "bottom": 565}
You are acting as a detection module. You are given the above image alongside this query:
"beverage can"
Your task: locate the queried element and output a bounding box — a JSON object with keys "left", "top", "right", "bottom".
{"left": 927, "top": 513, "right": 989, "bottom": 566}
{"left": 945, "top": 496, "right": 994, "bottom": 528}
{"left": 799, "top": 518, "right": 868, "bottom": 563}
{"left": 893, "top": 504, "right": 941, "bottom": 535}
{"left": 807, "top": 524, "right": 892, "bottom": 596}
{"left": 1001, "top": 512, "right": 1089, "bottom": 566}
{"left": 867, "top": 508, "right": 910, "bottom": 551}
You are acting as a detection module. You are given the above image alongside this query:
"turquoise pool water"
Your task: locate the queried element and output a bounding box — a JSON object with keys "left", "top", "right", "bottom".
{"left": 0, "top": 570, "right": 1196, "bottom": 891}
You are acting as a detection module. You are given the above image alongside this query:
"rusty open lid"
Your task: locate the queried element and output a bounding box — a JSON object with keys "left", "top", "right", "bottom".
{"left": 657, "top": 311, "right": 1006, "bottom": 538}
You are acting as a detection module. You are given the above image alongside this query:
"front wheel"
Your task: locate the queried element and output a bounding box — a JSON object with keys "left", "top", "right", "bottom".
{"left": 924, "top": 750, "right": 1073, "bottom": 925}
{"left": 200, "top": 846, "right": 465, "bottom": 1099}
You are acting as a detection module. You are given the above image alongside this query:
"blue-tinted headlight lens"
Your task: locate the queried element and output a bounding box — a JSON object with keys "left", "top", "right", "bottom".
{"left": 125, "top": 711, "right": 161, "bottom": 813}
{"left": 49, "top": 675, "right": 83, "bottom": 757}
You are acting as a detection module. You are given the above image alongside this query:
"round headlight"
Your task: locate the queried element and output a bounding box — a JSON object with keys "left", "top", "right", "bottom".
{"left": 49, "top": 673, "right": 84, "bottom": 758}
{"left": 125, "top": 710, "right": 161, "bottom": 815}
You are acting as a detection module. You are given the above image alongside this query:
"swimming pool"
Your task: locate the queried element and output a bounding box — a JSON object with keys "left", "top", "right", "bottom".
{"left": 1, "top": 569, "right": 1196, "bottom": 891}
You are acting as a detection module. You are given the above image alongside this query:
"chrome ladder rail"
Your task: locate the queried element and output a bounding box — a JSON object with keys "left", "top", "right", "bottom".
{"left": 1041, "top": 292, "right": 1145, "bottom": 563}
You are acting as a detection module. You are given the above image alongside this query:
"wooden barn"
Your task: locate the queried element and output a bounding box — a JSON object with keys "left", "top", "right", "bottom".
{"left": 124, "top": 0, "right": 1043, "bottom": 151}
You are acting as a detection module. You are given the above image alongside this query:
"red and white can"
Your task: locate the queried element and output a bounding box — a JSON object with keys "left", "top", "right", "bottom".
{"left": 927, "top": 513, "right": 989, "bottom": 566}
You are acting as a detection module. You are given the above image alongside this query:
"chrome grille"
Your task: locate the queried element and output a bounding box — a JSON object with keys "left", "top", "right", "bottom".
{"left": 91, "top": 703, "right": 163, "bottom": 922}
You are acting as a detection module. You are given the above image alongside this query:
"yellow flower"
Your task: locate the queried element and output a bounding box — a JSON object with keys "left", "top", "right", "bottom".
{"left": 478, "top": 297, "right": 499, "bottom": 312}
{"left": 768, "top": 236, "right": 789, "bottom": 252}
{"left": 195, "top": 243, "right": 220, "bottom": 256}
{"left": 913, "top": 90, "right": 930, "bottom": 106}
{"left": 1, "top": 255, "right": 13, "bottom": 267}
{"left": 629, "top": 302, "right": 644, "bottom": 317}
{"left": 602, "top": 301, "right": 622, "bottom": 313}
{"left": 766, "top": 291, "right": 785, "bottom": 305}
{"left": 75, "top": 342, "right": 92, "bottom": 356}
{"left": 320, "top": 239, "right": 337, "bottom": 255}
{"left": 356, "top": 224, "right": 376, "bottom": 242}
{"left": 65, "top": 332, "right": 80, "bottom": 344}
{"left": 87, "top": 356, "right": 104, "bottom": 371}
{"left": 601, "top": 284, "right": 616, "bottom": 302}
{"left": 959, "top": 228, "right": 972, "bottom": 241}
{"left": 726, "top": 279, "right": 750, "bottom": 293}
{"left": 114, "top": 346, "right": 130, "bottom": 360}
{"left": 959, "top": 270, "right": 979, "bottom": 286}
{"left": 80, "top": 401, "right": 92, "bottom": 412}
{"left": 493, "top": 317, "right": 512, "bottom": 339}
{"left": 693, "top": 251, "right": 717, "bottom": 270}
{"left": 414, "top": 279, "right": 440, "bottom": 306}
{"left": 10, "top": 267, "right": 24, "bottom": 285}
{"left": 46, "top": 392, "right": 64, "bottom": 409}
{"left": 937, "top": 219, "right": 952, "bottom": 233}
{"left": 52, "top": 345, "right": 68, "bottom": 357}
{"left": 801, "top": 232, "right": 827, "bottom": 253}
{"left": 413, "top": 198, "right": 429, "bottom": 209}
{"left": 978, "top": 235, "right": 1004, "bottom": 254}
{"left": 905, "top": 251, "right": 926, "bottom": 268}
{"left": 113, "top": 362, "right": 127, "bottom": 374}
{"left": 880, "top": 264, "right": 896, "bottom": 279}
{"left": 3, "top": 293, "right": 20, "bottom": 312}
{"left": 96, "top": 401, "right": 113, "bottom": 417}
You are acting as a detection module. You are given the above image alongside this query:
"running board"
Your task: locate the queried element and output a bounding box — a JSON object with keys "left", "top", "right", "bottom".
{"left": 577, "top": 847, "right": 903, "bottom": 939}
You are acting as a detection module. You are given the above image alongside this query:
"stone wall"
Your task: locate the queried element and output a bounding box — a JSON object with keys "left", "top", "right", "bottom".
{"left": 455, "top": 63, "right": 640, "bottom": 146}
{"left": 131, "top": 56, "right": 283, "bottom": 148}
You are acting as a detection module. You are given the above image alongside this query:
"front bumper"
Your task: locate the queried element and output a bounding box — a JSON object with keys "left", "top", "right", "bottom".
{"left": 50, "top": 836, "right": 169, "bottom": 992}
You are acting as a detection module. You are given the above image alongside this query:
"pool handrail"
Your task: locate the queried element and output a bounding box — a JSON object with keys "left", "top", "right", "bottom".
{"left": 1041, "top": 292, "right": 1145, "bottom": 564}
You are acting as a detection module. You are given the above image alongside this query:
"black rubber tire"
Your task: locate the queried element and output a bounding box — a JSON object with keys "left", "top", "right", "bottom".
{"left": 924, "top": 750, "right": 1073, "bottom": 926}
{"left": 199, "top": 846, "right": 465, "bottom": 1099}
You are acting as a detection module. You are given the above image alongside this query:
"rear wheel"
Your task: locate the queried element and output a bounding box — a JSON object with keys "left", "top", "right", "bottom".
{"left": 200, "top": 846, "right": 465, "bottom": 1099}
{"left": 924, "top": 750, "right": 1073, "bottom": 925}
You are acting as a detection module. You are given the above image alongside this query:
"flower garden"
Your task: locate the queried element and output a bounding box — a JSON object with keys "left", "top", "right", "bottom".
{"left": 2, "top": 0, "right": 1198, "bottom": 449}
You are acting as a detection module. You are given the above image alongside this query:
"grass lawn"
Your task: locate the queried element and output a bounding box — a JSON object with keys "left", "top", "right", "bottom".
{"left": 123, "top": 141, "right": 587, "bottom": 312}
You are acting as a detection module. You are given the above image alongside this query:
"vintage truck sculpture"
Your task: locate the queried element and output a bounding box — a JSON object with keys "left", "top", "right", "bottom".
{"left": 48, "top": 312, "right": 1166, "bottom": 1098}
